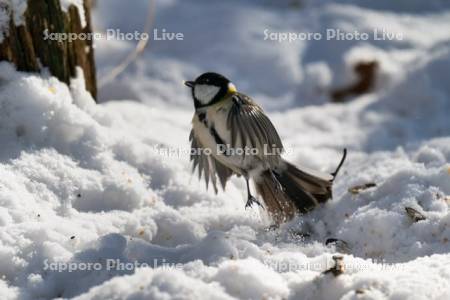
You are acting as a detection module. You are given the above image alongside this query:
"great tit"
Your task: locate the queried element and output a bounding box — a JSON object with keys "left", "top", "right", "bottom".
{"left": 185, "top": 72, "right": 346, "bottom": 223}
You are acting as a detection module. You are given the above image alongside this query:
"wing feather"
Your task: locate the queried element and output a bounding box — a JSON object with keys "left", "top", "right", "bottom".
{"left": 190, "top": 129, "right": 233, "bottom": 192}
{"left": 189, "top": 92, "right": 283, "bottom": 191}
{"left": 227, "top": 94, "right": 283, "bottom": 167}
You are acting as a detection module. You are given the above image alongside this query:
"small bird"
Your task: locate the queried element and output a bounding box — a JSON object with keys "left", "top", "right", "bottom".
{"left": 184, "top": 72, "right": 346, "bottom": 223}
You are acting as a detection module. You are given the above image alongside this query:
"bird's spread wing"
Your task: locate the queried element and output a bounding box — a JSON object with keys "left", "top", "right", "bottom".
{"left": 226, "top": 93, "right": 283, "bottom": 167}
{"left": 189, "top": 129, "right": 233, "bottom": 193}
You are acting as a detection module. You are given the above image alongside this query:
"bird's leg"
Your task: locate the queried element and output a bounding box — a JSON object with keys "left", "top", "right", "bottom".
{"left": 270, "top": 170, "right": 284, "bottom": 193}
{"left": 245, "top": 177, "right": 263, "bottom": 209}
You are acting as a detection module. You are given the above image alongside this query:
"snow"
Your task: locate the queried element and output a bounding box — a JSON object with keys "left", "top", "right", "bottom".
{"left": 0, "top": 6, "right": 9, "bottom": 43}
{"left": 0, "top": 0, "right": 450, "bottom": 299}
{"left": 0, "top": 0, "right": 27, "bottom": 41}
{"left": 60, "top": 0, "right": 87, "bottom": 28}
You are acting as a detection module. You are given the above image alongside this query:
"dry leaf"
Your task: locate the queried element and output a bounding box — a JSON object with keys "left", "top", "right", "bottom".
{"left": 349, "top": 182, "right": 377, "bottom": 195}
{"left": 405, "top": 207, "right": 426, "bottom": 222}
{"left": 323, "top": 255, "right": 345, "bottom": 276}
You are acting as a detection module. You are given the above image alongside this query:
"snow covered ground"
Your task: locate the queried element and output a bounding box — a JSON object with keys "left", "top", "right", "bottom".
{"left": 1, "top": 0, "right": 450, "bottom": 299}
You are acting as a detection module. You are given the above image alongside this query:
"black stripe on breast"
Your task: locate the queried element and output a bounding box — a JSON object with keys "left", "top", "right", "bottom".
{"left": 210, "top": 126, "right": 229, "bottom": 156}
{"left": 210, "top": 126, "right": 225, "bottom": 145}
{"left": 198, "top": 112, "right": 207, "bottom": 126}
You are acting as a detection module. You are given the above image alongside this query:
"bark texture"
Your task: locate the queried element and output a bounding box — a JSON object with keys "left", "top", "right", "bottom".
{"left": 0, "top": 0, "right": 97, "bottom": 100}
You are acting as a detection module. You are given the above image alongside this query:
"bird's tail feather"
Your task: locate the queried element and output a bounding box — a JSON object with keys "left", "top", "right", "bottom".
{"left": 255, "top": 150, "right": 346, "bottom": 223}
{"left": 254, "top": 169, "right": 297, "bottom": 224}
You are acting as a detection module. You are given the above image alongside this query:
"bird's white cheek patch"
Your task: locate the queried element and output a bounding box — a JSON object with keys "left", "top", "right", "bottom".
{"left": 194, "top": 85, "right": 220, "bottom": 104}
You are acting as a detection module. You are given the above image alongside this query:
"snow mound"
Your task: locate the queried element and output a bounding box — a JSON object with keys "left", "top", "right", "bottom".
{"left": 1, "top": 56, "right": 449, "bottom": 298}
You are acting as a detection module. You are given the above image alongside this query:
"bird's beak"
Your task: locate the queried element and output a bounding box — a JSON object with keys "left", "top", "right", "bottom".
{"left": 183, "top": 80, "right": 195, "bottom": 88}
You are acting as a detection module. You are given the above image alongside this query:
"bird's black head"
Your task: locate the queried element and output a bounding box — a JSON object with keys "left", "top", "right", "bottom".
{"left": 184, "top": 72, "right": 237, "bottom": 108}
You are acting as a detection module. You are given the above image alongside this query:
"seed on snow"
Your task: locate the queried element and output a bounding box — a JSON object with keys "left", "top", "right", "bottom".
{"left": 405, "top": 207, "right": 426, "bottom": 222}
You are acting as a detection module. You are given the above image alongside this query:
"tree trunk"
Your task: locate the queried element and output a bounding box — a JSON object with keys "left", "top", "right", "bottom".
{"left": 0, "top": 0, "right": 97, "bottom": 100}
